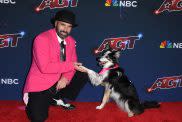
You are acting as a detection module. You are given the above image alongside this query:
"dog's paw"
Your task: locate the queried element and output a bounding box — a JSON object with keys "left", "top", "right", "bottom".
{"left": 96, "top": 105, "right": 104, "bottom": 110}
{"left": 128, "top": 112, "right": 134, "bottom": 117}
{"left": 79, "top": 66, "right": 88, "bottom": 70}
{"left": 76, "top": 66, "right": 89, "bottom": 73}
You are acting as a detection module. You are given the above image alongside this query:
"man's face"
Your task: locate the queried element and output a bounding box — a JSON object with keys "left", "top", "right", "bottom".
{"left": 55, "top": 21, "right": 73, "bottom": 39}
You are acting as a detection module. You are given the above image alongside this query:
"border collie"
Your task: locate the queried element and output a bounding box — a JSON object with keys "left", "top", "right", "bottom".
{"left": 79, "top": 50, "right": 160, "bottom": 117}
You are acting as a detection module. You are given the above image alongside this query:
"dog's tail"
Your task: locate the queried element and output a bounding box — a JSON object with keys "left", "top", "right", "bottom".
{"left": 142, "top": 101, "right": 160, "bottom": 109}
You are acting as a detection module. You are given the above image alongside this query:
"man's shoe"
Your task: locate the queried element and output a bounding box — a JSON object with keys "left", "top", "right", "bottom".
{"left": 52, "top": 98, "right": 75, "bottom": 110}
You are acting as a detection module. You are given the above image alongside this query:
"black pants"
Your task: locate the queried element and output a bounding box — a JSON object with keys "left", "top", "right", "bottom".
{"left": 26, "top": 71, "right": 88, "bottom": 122}
{"left": 53, "top": 71, "right": 88, "bottom": 100}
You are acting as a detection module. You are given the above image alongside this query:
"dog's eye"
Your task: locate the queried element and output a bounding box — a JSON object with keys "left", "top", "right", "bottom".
{"left": 105, "top": 56, "right": 109, "bottom": 58}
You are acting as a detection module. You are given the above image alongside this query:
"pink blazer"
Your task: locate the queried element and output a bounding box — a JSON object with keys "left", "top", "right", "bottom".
{"left": 23, "top": 29, "right": 77, "bottom": 93}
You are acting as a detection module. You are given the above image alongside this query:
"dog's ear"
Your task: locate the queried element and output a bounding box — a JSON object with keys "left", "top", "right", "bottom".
{"left": 114, "top": 51, "right": 121, "bottom": 58}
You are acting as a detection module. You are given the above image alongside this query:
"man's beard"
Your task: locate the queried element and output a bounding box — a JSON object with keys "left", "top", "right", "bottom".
{"left": 56, "top": 29, "right": 69, "bottom": 39}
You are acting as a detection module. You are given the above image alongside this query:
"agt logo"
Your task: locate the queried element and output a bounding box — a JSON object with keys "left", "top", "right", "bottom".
{"left": 155, "top": 0, "right": 182, "bottom": 15}
{"left": 95, "top": 33, "right": 142, "bottom": 54}
{"left": 105, "top": 0, "right": 138, "bottom": 8}
{"left": 36, "top": 0, "right": 78, "bottom": 12}
{"left": 160, "top": 40, "right": 182, "bottom": 48}
{"left": 0, "top": 0, "right": 16, "bottom": 4}
{"left": 0, "top": 32, "right": 25, "bottom": 48}
{"left": 147, "top": 75, "right": 182, "bottom": 92}
{"left": 1, "top": 78, "right": 19, "bottom": 85}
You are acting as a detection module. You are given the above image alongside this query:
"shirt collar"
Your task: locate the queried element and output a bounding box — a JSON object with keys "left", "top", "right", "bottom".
{"left": 56, "top": 34, "right": 67, "bottom": 45}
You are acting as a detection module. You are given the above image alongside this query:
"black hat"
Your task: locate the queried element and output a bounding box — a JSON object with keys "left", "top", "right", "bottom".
{"left": 51, "top": 10, "right": 78, "bottom": 28}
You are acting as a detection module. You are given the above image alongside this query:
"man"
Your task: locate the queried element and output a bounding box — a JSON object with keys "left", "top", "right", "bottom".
{"left": 23, "top": 10, "right": 87, "bottom": 122}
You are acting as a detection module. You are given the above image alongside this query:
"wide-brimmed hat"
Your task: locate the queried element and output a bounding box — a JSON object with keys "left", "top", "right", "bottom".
{"left": 51, "top": 10, "right": 78, "bottom": 28}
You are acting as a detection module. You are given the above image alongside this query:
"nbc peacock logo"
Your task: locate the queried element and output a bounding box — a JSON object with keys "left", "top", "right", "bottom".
{"left": 104, "top": 0, "right": 138, "bottom": 7}
{"left": 160, "top": 40, "right": 182, "bottom": 49}
{"left": 105, "top": 0, "right": 118, "bottom": 7}
{"left": 160, "top": 40, "right": 173, "bottom": 48}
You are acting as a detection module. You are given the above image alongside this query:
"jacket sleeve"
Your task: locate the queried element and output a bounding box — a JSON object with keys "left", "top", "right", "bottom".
{"left": 33, "top": 36, "right": 74, "bottom": 74}
{"left": 62, "top": 39, "right": 77, "bottom": 84}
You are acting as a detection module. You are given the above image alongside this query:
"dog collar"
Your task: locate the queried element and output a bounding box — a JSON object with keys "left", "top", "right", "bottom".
{"left": 99, "top": 64, "right": 119, "bottom": 74}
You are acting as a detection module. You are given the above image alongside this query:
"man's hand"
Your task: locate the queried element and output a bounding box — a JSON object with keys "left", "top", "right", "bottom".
{"left": 74, "top": 62, "right": 83, "bottom": 72}
{"left": 74, "top": 64, "right": 88, "bottom": 73}
{"left": 74, "top": 62, "right": 82, "bottom": 67}
{"left": 56, "top": 77, "right": 68, "bottom": 91}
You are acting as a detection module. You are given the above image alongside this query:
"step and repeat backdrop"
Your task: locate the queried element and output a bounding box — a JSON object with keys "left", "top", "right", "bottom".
{"left": 0, "top": 0, "right": 182, "bottom": 101}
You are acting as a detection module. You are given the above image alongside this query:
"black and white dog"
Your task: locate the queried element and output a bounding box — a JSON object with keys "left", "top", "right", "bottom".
{"left": 79, "top": 50, "right": 160, "bottom": 117}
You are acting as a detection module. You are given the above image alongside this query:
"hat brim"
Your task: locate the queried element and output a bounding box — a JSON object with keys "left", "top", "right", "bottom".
{"left": 50, "top": 18, "right": 78, "bottom": 28}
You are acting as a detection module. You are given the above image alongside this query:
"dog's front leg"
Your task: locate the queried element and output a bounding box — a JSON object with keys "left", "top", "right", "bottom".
{"left": 78, "top": 66, "right": 106, "bottom": 86}
{"left": 96, "top": 89, "right": 111, "bottom": 110}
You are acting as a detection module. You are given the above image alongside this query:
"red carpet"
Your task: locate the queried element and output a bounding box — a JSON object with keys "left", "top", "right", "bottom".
{"left": 0, "top": 101, "right": 182, "bottom": 122}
